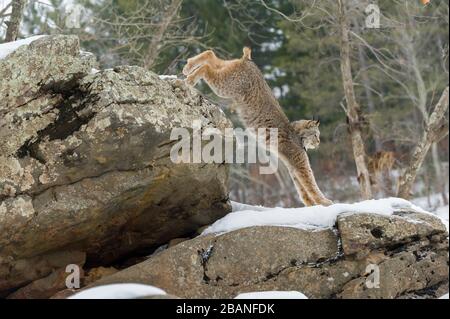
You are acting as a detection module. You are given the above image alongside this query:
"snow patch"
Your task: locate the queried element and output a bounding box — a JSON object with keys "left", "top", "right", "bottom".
{"left": 203, "top": 198, "right": 446, "bottom": 235}
{"left": 439, "top": 293, "right": 449, "bottom": 299}
{"left": 68, "top": 284, "right": 167, "bottom": 299}
{"left": 412, "top": 193, "right": 449, "bottom": 214}
{"left": 435, "top": 205, "right": 449, "bottom": 221}
{"left": 235, "top": 291, "right": 308, "bottom": 299}
{"left": 0, "top": 35, "right": 47, "bottom": 60}
{"left": 159, "top": 75, "right": 178, "bottom": 80}
{"left": 231, "top": 201, "right": 270, "bottom": 212}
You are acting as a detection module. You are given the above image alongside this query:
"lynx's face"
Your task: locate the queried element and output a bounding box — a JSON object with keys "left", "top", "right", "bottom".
{"left": 291, "top": 120, "right": 321, "bottom": 150}
{"left": 302, "top": 129, "right": 320, "bottom": 150}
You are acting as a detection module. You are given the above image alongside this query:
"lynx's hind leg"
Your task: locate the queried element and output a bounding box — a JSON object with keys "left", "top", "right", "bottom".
{"left": 291, "top": 176, "right": 315, "bottom": 207}
{"left": 185, "top": 63, "right": 218, "bottom": 88}
{"left": 185, "top": 62, "right": 235, "bottom": 99}
{"left": 183, "top": 50, "right": 225, "bottom": 76}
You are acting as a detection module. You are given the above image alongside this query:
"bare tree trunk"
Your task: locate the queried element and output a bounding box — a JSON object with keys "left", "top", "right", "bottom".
{"left": 143, "top": 0, "right": 183, "bottom": 69}
{"left": 338, "top": 0, "right": 373, "bottom": 200}
{"left": 398, "top": 87, "right": 450, "bottom": 199}
{"left": 431, "top": 142, "right": 449, "bottom": 205}
{"left": 352, "top": 16, "right": 382, "bottom": 152}
{"left": 357, "top": 44, "right": 383, "bottom": 151}
{"left": 5, "top": 0, "right": 26, "bottom": 42}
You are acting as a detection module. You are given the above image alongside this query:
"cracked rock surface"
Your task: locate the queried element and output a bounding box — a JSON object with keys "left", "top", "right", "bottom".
{"left": 84, "top": 211, "right": 448, "bottom": 299}
{"left": 0, "top": 35, "right": 231, "bottom": 295}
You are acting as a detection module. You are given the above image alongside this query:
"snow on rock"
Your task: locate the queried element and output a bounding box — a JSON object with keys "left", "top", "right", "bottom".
{"left": 231, "top": 201, "right": 270, "bottom": 212}
{"left": 235, "top": 291, "right": 308, "bottom": 299}
{"left": 440, "top": 293, "right": 449, "bottom": 299}
{"left": 159, "top": 75, "right": 178, "bottom": 80}
{"left": 0, "top": 35, "right": 47, "bottom": 60}
{"left": 203, "top": 198, "right": 447, "bottom": 235}
{"left": 68, "top": 284, "right": 167, "bottom": 299}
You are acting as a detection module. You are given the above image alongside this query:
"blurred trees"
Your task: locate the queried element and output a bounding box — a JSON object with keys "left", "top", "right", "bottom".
{"left": 275, "top": 0, "right": 449, "bottom": 203}
{"left": 1, "top": 0, "right": 448, "bottom": 206}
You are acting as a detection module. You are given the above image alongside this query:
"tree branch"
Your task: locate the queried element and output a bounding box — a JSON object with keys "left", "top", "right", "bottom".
{"left": 143, "top": 0, "right": 183, "bottom": 69}
{"left": 398, "top": 87, "right": 449, "bottom": 199}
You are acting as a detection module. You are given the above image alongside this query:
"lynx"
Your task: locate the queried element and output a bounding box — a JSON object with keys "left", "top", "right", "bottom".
{"left": 183, "top": 48, "right": 332, "bottom": 206}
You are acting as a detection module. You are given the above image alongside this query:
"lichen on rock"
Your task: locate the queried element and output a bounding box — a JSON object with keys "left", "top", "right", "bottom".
{"left": 0, "top": 35, "right": 231, "bottom": 296}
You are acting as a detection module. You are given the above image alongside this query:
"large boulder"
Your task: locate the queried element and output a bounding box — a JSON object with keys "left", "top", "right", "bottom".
{"left": 84, "top": 210, "right": 448, "bottom": 299}
{"left": 0, "top": 35, "right": 231, "bottom": 295}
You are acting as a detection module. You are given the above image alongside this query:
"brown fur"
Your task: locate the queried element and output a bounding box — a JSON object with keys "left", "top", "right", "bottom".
{"left": 368, "top": 151, "right": 395, "bottom": 174}
{"left": 368, "top": 151, "right": 395, "bottom": 194}
{"left": 183, "top": 48, "right": 332, "bottom": 206}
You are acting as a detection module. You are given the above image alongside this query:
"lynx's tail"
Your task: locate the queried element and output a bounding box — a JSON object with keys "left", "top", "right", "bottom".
{"left": 243, "top": 47, "right": 252, "bottom": 60}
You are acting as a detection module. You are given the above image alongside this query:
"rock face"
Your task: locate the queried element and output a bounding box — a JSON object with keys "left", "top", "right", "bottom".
{"left": 86, "top": 210, "right": 448, "bottom": 299}
{"left": 0, "top": 35, "right": 231, "bottom": 295}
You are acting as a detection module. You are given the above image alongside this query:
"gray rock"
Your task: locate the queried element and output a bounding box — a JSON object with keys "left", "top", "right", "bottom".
{"left": 338, "top": 242, "right": 449, "bottom": 299}
{"left": 80, "top": 226, "right": 341, "bottom": 299}
{"left": 0, "top": 35, "right": 231, "bottom": 294}
{"left": 81, "top": 212, "right": 448, "bottom": 299}
{"left": 0, "top": 250, "right": 86, "bottom": 297}
{"left": 6, "top": 266, "right": 83, "bottom": 299}
{"left": 337, "top": 211, "right": 447, "bottom": 258}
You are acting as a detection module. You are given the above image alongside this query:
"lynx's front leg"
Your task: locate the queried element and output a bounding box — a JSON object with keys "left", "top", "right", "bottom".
{"left": 279, "top": 141, "right": 333, "bottom": 207}
{"left": 292, "top": 176, "right": 315, "bottom": 206}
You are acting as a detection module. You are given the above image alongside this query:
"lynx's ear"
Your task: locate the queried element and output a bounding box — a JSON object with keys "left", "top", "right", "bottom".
{"left": 313, "top": 115, "right": 320, "bottom": 126}
{"left": 243, "top": 47, "right": 252, "bottom": 60}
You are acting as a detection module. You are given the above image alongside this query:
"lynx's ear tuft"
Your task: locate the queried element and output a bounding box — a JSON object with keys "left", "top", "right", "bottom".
{"left": 243, "top": 47, "right": 252, "bottom": 60}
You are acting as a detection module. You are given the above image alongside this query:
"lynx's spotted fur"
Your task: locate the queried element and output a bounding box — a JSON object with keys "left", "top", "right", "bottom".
{"left": 183, "top": 48, "right": 332, "bottom": 206}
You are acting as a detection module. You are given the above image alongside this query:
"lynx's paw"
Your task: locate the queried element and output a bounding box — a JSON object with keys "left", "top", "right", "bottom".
{"left": 185, "top": 74, "right": 198, "bottom": 87}
{"left": 183, "top": 59, "right": 198, "bottom": 76}
{"left": 319, "top": 198, "right": 334, "bottom": 207}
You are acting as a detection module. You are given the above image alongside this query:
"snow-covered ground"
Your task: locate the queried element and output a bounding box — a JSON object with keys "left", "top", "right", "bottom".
{"left": 412, "top": 193, "right": 449, "bottom": 222}
{"left": 203, "top": 198, "right": 448, "bottom": 235}
{"left": 435, "top": 205, "right": 449, "bottom": 221}
{"left": 0, "top": 35, "right": 47, "bottom": 60}
{"left": 68, "top": 284, "right": 167, "bottom": 299}
{"left": 235, "top": 291, "right": 308, "bottom": 299}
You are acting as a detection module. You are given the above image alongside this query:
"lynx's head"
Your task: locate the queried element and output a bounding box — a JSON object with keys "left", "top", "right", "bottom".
{"left": 291, "top": 120, "right": 321, "bottom": 150}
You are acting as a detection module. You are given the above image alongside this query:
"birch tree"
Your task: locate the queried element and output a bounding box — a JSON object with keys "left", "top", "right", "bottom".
{"left": 398, "top": 87, "right": 449, "bottom": 199}
{"left": 5, "top": 0, "right": 26, "bottom": 42}
{"left": 338, "top": 0, "right": 373, "bottom": 199}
